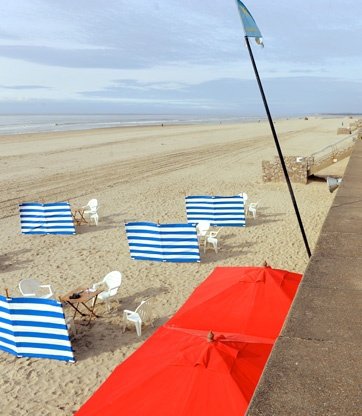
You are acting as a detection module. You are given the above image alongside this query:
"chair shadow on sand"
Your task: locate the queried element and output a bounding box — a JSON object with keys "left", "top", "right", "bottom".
{"left": 75, "top": 213, "right": 128, "bottom": 234}
{"left": 71, "top": 285, "right": 170, "bottom": 361}
{"left": 200, "top": 210, "right": 284, "bottom": 263}
{"left": 200, "top": 239, "right": 257, "bottom": 264}
{"left": 244, "top": 209, "right": 284, "bottom": 228}
{"left": 0, "top": 248, "right": 32, "bottom": 274}
{"left": 72, "top": 318, "right": 163, "bottom": 361}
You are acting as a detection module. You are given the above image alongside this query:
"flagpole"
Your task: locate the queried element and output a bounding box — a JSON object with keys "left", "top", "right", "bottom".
{"left": 244, "top": 35, "right": 311, "bottom": 258}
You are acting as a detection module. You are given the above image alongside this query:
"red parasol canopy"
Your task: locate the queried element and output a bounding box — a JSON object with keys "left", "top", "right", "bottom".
{"left": 77, "top": 266, "right": 301, "bottom": 415}
{"left": 167, "top": 266, "right": 302, "bottom": 340}
{"left": 76, "top": 326, "right": 273, "bottom": 416}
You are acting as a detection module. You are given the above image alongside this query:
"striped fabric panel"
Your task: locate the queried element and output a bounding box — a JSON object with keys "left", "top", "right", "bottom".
{"left": 0, "top": 296, "right": 74, "bottom": 362}
{"left": 19, "top": 202, "right": 76, "bottom": 235}
{"left": 185, "top": 195, "right": 246, "bottom": 226}
{"left": 125, "top": 222, "right": 200, "bottom": 263}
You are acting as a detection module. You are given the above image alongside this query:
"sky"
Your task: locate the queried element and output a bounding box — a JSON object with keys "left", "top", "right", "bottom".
{"left": 0, "top": 0, "right": 361, "bottom": 116}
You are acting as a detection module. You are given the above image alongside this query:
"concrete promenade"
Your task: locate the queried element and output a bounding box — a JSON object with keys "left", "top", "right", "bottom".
{"left": 248, "top": 141, "right": 362, "bottom": 415}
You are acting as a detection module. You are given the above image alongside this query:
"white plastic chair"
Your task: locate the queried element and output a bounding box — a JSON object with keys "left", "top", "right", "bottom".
{"left": 204, "top": 229, "right": 221, "bottom": 253}
{"left": 122, "top": 298, "right": 154, "bottom": 336}
{"left": 248, "top": 201, "right": 260, "bottom": 219}
{"left": 82, "top": 198, "right": 99, "bottom": 226}
{"left": 18, "top": 278, "right": 53, "bottom": 299}
{"left": 92, "top": 271, "right": 122, "bottom": 311}
{"left": 196, "top": 221, "right": 210, "bottom": 244}
{"left": 238, "top": 192, "right": 248, "bottom": 203}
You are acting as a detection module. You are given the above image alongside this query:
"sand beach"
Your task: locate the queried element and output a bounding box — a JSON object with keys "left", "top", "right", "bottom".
{"left": 0, "top": 116, "right": 351, "bottom": 415}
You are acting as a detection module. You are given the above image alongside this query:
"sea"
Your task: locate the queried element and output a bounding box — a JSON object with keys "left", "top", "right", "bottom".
{"left": 0, "top": 114, "right": 255, "bottom": 136}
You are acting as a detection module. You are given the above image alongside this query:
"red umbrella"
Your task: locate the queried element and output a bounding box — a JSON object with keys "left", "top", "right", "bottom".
{"left": 76, "top": 326, "right": 273, "bottom": 416}
{"left": 168, "top": 266, "right": 302, "bottom": 340}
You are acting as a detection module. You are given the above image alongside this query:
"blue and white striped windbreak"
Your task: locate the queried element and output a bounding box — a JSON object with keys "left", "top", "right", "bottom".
{"left": 0, "top": 296, "right": 74, "bottom": 362}
{"left": 19, "top": 202, "right": 76, "bottom": 235}
{"left": 185, "top": 195, "right": 246, "bottom": 226}
{"left": 125, "top": 222, "right": 200, "bottom": 262}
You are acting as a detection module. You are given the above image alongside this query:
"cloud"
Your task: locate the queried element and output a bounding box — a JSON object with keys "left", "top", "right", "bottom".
{"left": 0, "top": 1, "right": 243, "bottom": 69}
{"left": 0, "top": 74, "right": 360, "bottom": 116}
{"left": 0, "top": 0, "right": 360, "bottom": 71}
{"left": 0, "top": 1, "right": 361, "bottom": 114}
{"left": 78, "top": 76, "right": 362, "bottom": 115}
{"left": 0, "top": 84, "right": 50, "bottom": 90}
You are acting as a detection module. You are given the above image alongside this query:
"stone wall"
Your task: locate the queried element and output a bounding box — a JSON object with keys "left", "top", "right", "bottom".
{"left": 262, "top": 156, "right": 309, "bottom": 184}
{"left": 337, "top": 127, "right": 351, "bottom": 135}
{"left": 308, "top": 144, "right": 354, "bottom": 175}
{"left": 248, "top": 140, "right": 362, "bottom": 416}
{"left": 350, "top": 123, "right": 358, "bottom": 132}
{"left": 262, "top": 122, "right": 362, "bottom": 184}
{"left": 349, "top": 119, "right": 361, "bottom": 132}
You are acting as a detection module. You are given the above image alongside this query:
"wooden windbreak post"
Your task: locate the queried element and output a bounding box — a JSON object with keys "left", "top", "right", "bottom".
{"left": 5, "top": 288, "right": 10, "bottom": 298}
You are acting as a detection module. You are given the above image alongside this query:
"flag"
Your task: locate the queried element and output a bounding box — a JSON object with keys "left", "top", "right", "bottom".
{"left": 235, "top": 0, "right": 263, "bottom": 46}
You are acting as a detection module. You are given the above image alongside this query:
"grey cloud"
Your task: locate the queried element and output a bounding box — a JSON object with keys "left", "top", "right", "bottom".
{"left": 78, "top": 76, "right": 362, "bottom": 116}
{"left": 288, "top": 69, "right": 322, "bottom": 74}
{"left": 0, "top": 75, "right": 360, "bottom": 116}
{"left": 0, "top": 84, "right": 50, "bottom": 90}
{"left": 0, "top": 41, "right": 236, "bottom": 70}
{"left": 0, "top": 0, "right": 361, "bottom": 116}
{"left": 0, "top": 1, "right": 242, "bottom": 69}
{"left": 0, "top": 1, "right": 361, "bottom": 70}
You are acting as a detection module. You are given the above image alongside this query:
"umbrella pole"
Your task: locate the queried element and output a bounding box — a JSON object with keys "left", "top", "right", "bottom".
{"left": 244, "top": 36, "right": 311, "bottom": 258}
